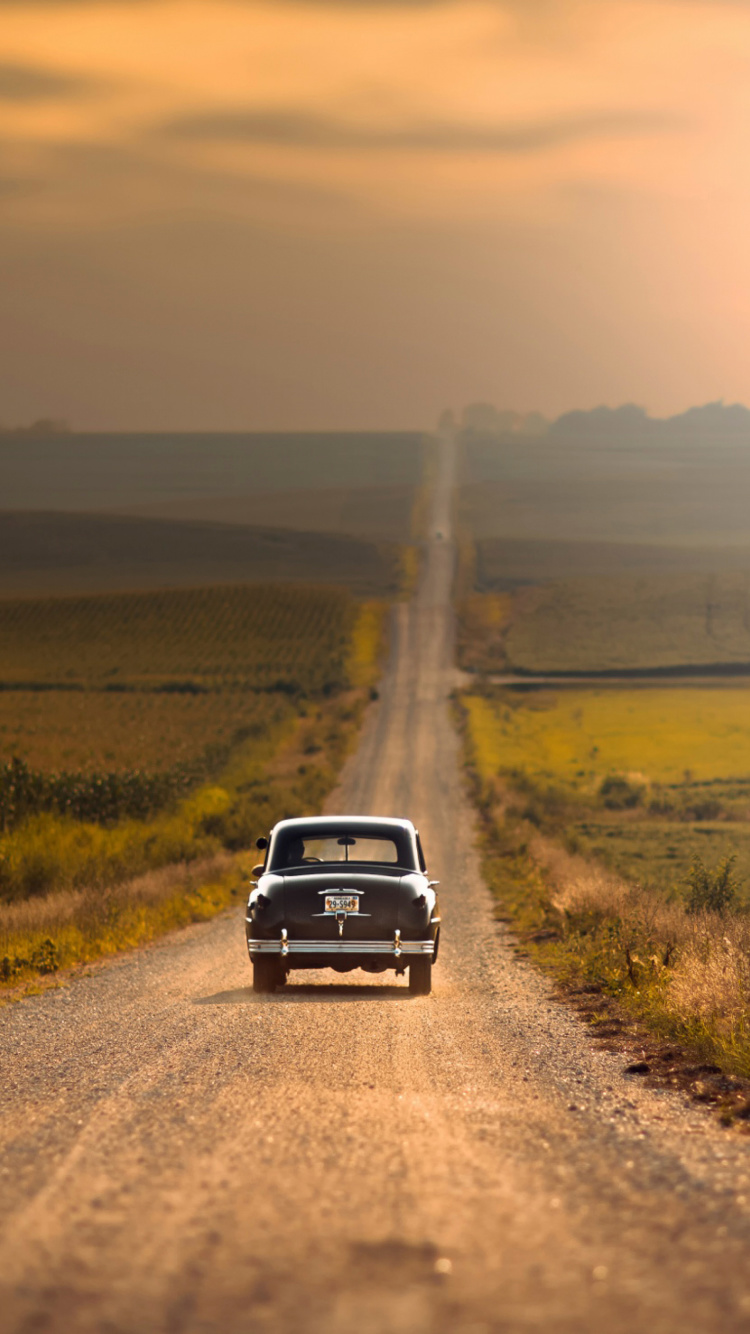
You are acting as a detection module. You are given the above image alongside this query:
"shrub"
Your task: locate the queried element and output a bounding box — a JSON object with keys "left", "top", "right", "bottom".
{"left": 682, "top": 798, "right": 724, "bottom": 822}
{"left": 599, "top": 774, "right": 644, "bottom": 810}
{"left": 685, "top": 855, "right": 740, "bottom": 916}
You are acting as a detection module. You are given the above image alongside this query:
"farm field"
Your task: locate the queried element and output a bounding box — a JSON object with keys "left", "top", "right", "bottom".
{"left": 462, "top": 685, "right": 750, "bottom": 898}
{"left": 0, "top": 583, "right": 358, "bottom": 692}
{"left": 505, "top": 572, "right": 750, "bottom": 673}
{"left": 473, "top": 537, "right": 750, "bottom": 591}
{"left": 123, "top": 482, "right": 418, "bottom": 542}
{"left": 459, "top": 571, "right": 750, "bottom": 674}
{"left": 0, "top": 689, "right": 274, "bottom": 773}
{"left": 0, "top": 431, "right": 428, "bottom": 513}
{"left": 0, "top": 512, "right": 403, "bottom": 600}
{"left": 459, "top": 430, "right": 750, "bottom": 548}
{"left": 0, "top": 581, "right": 385, "bottom": 981}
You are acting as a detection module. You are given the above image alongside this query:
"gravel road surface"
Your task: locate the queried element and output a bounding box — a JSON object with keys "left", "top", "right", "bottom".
{"left": 1, "top": 434, "right": 749, "bottom": 1333}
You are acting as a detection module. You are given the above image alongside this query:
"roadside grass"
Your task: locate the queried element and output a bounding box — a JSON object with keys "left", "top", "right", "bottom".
{"left": 457, "top": 592, "right": 512, "bottom": 673}
{"left": 458, "top": 686, "right": 750, "bottom": 1086}
{"left": 0, "top": 855, "right": 239, "bottom": 989}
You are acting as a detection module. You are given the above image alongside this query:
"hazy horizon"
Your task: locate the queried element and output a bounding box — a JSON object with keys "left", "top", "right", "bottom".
{"left": 2, "top": 1, "right": 750, "bottom": 430}
{"left": 6, "top": 397, "right": 750, "bottom": 437}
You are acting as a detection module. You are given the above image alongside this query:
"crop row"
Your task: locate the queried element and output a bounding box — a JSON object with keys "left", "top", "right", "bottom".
{"left": 0, "top": 583, "right": 357, "bottom": 694}
{"left": 0, "top": 750, "right": 232, "bottom": 831}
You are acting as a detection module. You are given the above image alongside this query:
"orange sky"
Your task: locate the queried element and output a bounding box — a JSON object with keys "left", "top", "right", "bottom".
{"left": 1, "top": 0, "right": 749, "bottom": 428}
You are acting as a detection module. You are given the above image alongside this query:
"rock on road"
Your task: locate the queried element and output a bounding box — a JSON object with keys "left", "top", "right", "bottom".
{"left": 1, "top": 434, "right": 750, "bottom": 1334}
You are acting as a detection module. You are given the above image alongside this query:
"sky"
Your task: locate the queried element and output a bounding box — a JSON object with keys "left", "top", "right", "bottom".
{"left": 1, "top": 0, "right": 750, "bottom": 430}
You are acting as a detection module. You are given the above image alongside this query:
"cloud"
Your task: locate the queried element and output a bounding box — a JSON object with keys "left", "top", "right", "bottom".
{"left": 0, "top": 62, "right": 94, "bottom": 101}
{"left": 162, "top": 106, "right": 683, "bottom": 154}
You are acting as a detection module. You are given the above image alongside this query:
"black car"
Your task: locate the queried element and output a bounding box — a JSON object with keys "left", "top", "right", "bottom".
{"left": 245, "top": 816, "right": 440, "bottom": 995}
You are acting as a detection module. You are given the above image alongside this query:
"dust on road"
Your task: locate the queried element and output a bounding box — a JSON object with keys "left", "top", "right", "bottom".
{"left": 1, "top": 433, "right": 749, "bottom": 1333}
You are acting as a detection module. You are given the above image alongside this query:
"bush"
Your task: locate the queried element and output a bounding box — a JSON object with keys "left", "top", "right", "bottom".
{"left": 686, "top": 855, "right": 740, "bottom": 915}
{"left": 599, "top": 774, "right": 644, "bottom": 810}
{"left": 682, "top": 799, "right": 724, "bottom": 822}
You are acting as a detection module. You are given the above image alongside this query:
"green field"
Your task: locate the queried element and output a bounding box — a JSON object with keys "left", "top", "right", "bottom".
{"left": 461, "top": 680, "right": 750, "bottom": 1076}
{"left": 462, "top": 685, "right": 750, "bottom": 897}
{"left": 465, "top": 685, "right": 750, "bottom": 783}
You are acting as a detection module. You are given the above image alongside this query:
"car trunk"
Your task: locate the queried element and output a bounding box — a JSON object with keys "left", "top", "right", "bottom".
{"left": 281, "top": 869, "right": 409, "bottom": 940}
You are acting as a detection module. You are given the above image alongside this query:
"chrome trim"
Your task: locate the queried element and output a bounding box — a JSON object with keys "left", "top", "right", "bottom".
{"left": 316, "top": 888, "right": 363, "bottom": 896}
{"left": 281, "top": 928, "right": 289, "bottom": 957}
{"left": 312, "top": 911, "right": 371, "bottom": 918}
{"left": 248, "top": 937, "right": 435, "bottom": 957}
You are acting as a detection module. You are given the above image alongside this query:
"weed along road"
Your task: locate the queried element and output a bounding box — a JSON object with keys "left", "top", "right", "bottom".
{"left": 2, "top": 437, "right": 750, "bottom": 1334}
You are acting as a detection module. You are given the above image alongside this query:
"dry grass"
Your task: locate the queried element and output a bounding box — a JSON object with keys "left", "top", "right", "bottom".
{"left": 457, "top": 592, "right": 512, "bottom": 673}
{"left": 541, "top": 828, "right": 750, "bottom": 1074}
{"left": 540, "top": 837, "right": 750, "bottom": 1073}
{"left": 505, "top": 572, "right": 750, "bottom": 675}
{"left": 458, "top": 696, "right": 750, "bottom": 1080}
{"left": 347, "top": 601, "right": 388, "bottom": 689}
{"left": 0, "top": 854, "right": 242, "bottom": 990}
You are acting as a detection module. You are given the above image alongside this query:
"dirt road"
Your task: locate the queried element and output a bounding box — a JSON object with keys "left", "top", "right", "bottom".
{"left": 1, "top": 434, "right": 749, "bottom": 1333}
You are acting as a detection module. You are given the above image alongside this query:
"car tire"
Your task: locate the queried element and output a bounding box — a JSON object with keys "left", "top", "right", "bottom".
{"left": 409, "top": 957, "right": 431, "bottom": 996}
{"left": 253, "top": 956, "right": 280, "bottom": 994}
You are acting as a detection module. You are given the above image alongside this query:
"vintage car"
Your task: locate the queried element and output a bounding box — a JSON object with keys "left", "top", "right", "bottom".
{"left": 245, "top": 815, "right": 440, "bottom": 995}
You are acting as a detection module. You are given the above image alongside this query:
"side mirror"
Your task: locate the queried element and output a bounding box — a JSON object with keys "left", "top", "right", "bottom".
{"left": 256, "top": 836, "right": 268, "bottom": 850}
{"left": 251, "top": 863, "right": 265, "bottom": 879}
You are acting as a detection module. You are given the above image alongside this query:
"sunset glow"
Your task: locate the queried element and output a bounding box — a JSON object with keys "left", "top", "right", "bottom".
{"left": 2, "top": 0, "right": 750, "bottom": 426}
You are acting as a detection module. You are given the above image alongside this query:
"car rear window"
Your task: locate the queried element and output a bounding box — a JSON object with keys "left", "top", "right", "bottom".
{"left": 270, "top": 829, "right": 412, "bottom": 870}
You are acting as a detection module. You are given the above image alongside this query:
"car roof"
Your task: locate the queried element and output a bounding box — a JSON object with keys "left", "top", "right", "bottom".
{"left": 270, "top": 815, "right": 416, "bottom": 836}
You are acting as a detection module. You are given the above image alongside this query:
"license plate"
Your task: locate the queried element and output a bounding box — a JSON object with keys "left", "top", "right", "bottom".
{"left": 325, "top": 894, "right": 359, "bottom": 913}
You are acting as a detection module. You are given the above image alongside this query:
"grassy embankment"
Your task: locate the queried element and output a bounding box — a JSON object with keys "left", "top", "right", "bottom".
{"left": 0, "top": 584, "right": 386, "bottom": 990}
{"left": 455, "top": 562, "right": 750, "bottom": 1084}
{"left": 459, "top": 685, "right": 750, "bottom": 1081}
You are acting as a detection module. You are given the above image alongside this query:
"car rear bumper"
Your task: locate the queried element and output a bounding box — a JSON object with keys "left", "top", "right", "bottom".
{"left": 246, "top": 930, "right": 435, "bottom": 958}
